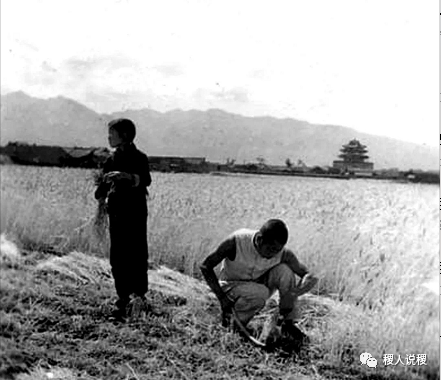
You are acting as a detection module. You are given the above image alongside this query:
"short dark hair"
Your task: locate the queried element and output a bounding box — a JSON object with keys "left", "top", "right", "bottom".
{"left": 108, "top": 118, "right": 136, "bottom": 142}
{"left": 260, "top": 219, "right": 288, "bottom": 245}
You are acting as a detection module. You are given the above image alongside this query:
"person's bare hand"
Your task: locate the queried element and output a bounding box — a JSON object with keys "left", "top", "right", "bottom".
{"left": 104, "top": 171, "right": 132, "bottom": 183}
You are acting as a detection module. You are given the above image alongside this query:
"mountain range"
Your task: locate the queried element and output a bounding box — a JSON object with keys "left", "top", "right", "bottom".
{"left": 1, "top": 91, "right": 438, "bottom": 170}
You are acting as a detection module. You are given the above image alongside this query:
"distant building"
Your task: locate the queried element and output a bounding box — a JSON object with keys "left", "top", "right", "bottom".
{"left": 0, "top": 142, "right": 69, "bottom": 166}
{"left": 61, "top": 147, "right": 110, "bottom": 168}
{"left": 332, "top": 139, "right": 374, "bottom": 176}
{"left": 292, "top": 159, "right": 309, "bottom": 173}
{"left": 0, "top": 142, "right": 110, "bottom": 168}
{"left": 147, "top": 156, "right": 207, "bottom": 172}
{"left": 375, "top": 168, "right": 400, "bottom": 179}
{"left": 0, "top": 143, "right": 209, "bottom": 172}
{"left": 183, "top": 157, "right": 206, "bottom": 165}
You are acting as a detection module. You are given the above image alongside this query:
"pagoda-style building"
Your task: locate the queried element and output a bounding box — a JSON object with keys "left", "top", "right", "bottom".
{"left": 332, "top": 139, "right": 374, "bottom": 175}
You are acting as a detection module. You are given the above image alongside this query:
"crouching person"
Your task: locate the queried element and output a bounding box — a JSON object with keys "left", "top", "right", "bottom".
{"left": 200, "top": 219, "right": 318, "bottom": 345}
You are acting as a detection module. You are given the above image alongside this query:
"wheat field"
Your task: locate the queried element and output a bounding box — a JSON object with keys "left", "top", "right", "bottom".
{"left": 0, "top": 165, "right": 438, "bottom": 378}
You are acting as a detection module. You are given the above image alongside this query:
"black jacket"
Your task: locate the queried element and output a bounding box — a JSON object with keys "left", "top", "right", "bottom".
{"left": 95, "top": 143, "right": 151, "bottom": 214}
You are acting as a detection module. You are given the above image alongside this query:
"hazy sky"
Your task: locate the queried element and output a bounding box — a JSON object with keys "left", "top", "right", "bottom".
{"left": 1, "top": 0, "right": 438, "bottom": 146}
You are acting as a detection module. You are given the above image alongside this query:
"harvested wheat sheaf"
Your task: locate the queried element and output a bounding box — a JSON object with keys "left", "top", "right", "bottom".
{"left": 93, "top": 200, "right": 108, "bottom": 241}
{"left": 92, "top": 171, "right": 109, "bottom": 242}
{"left": 0, "top": 233, "right": 22, "bottom": 266}
{"left": 35, "top": 251, "right": 112, "bottom": 284}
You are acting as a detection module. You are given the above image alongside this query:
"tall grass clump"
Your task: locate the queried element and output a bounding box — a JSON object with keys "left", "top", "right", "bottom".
{"left": 0, "top": 165, "right": 108, "bottom": 256}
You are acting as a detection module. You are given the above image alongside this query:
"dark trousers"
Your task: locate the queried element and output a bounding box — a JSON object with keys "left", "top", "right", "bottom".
{"left": 108, "top": 207, "right": 148, "bottom": 305}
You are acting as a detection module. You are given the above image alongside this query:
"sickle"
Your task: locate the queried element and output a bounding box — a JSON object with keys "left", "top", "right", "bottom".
{"left": 231, "top": 308, "right": 267, "bottom": 348}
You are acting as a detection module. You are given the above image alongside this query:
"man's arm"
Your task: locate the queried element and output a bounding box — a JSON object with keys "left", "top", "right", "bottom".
{"left": 200, "top": 236, "right": 235, "bottom": 304}
{"left": 281, "top": 249, "right": 318, "bottom": 297}
{"left": 201, "top": 237, "right": 238, "bottom": 327}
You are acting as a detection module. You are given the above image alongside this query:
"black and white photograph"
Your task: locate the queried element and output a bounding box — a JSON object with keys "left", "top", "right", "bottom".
{"left": 0, "top": 1, "right": 438, "bottom": 379}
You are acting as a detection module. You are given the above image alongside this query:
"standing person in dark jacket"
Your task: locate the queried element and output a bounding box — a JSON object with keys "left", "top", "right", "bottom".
{"left": 95, "top": 118, "right": 152, "bottom": 321}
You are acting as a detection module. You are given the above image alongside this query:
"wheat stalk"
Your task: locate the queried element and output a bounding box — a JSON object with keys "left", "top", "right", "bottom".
{"left": 92, "top": 170, "right": 109, "bottom": 242}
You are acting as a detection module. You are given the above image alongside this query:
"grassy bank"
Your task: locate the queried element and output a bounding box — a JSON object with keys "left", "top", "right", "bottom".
{"left": 0, "top": 165, "right": 439, "bottom": 379}
{"left": 1, "top": 244, "right": 437, "bottom": 380}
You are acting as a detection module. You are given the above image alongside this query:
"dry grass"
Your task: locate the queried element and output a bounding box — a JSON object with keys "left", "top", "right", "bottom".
{"left": 0, "top": 248, "right": 315, "bottom": 380}
{"left": 1, "top": 246, "right": 431, "bottom": 380}
{"left": 0, "top": 165, "right": 438, "bottom": 379}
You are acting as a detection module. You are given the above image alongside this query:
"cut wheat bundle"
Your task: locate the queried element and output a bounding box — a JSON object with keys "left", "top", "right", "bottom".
{"left": 92, "top": 170, "right": 109, "bottom": 242}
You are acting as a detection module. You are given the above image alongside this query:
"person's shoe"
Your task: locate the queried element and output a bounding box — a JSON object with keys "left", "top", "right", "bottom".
{"left": 280, "top": 319, "right": 310, "bottom": 354}
{"left": 110, "top": 307, "right": 127, "bottom": 322}
{"left": 281, "top": 320, "right": 308, "bottom": 340}
{"left": 109, "top": 297, "right": 129, "bottom": 322}
{"left": 263, "top": 325, "right": 282, "bottom": 349}
{"left": 115, "top": 297, "right": 130, "bottom": 310}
